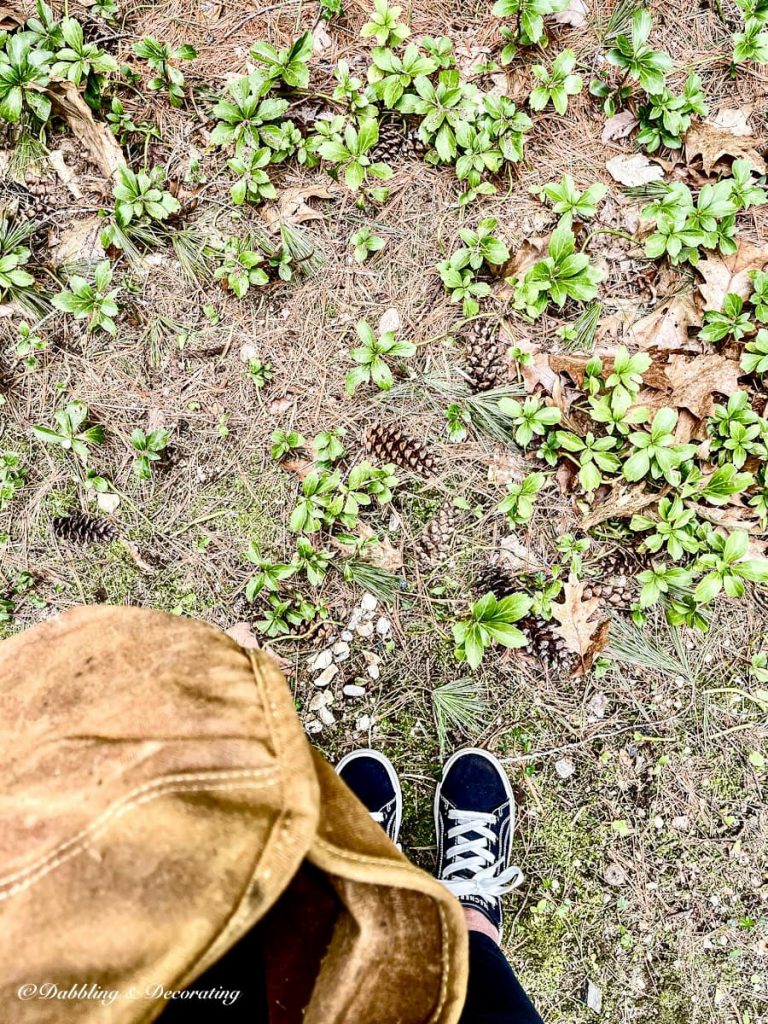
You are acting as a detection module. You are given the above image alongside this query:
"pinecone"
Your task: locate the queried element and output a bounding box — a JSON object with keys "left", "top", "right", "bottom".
{"left": 365, "top": 423, "right": 437, "bottom": 477}
{"left": 582, "top": 547, "right": 640, "bottom": 610}
{"left": 473, "top": 562, "right": 517, "bottom": 598}
{"left": 517, "top": 614, "right": 575, "bottom": 674}
{"left": 371, "top": 120, "right": 427, "bottom": 164}
{"left": 415, "top": 503, "right": 456, "bottom": 564}
{"left": 463, "top": 319, "right": 507, "bottom": 392}
{"left": 1, "top": 180, "right": 58, "bottom": 222}
{"left": 52, "top": 513, "right": 118, "bottom": 546}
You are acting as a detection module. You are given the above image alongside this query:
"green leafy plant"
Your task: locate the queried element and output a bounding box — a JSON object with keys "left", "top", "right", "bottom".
{"left": 623, "top": 407, "right": 697, "bottom": 486}
{"left": 606, "top": 9, "right": 673, "bottom": 95}
{"left": 0, "top": 218, "right": 38, "bottom": 310}
{"left": 492, "top": 0, "right": 569, "bottom": 61}
{"left": 131, "top": 427, "right": 170, "bottom": 479}
{"left": 313, "top": 428, "right": 347, "bottom": 466}
{"left": 635, "top": 73, "right": 708, "bottom": 152}
{"left": 630, "top": 496, "right": 700, "bottom": 561}
{"left": 254, "top": 593, "right": 322, "bottom": 636}
{"left": 293, "top": 537, "right": 333, "bottom": 585}
{"left": 694, "top": 529, "right": 768, "bottom": 602}
{"left": 636, "top": 562, "right": 694, "bottom": 611}
{"left": 0, "top": 31, "right": 52, "bottom": 124}
{"left": 732, "top": 5, "right": 768, "bottom": 64}
{"left": 361, "top": 0, "right": 411, "bottom": 47}
{"left": 109, "top": 165, "right": 181, "bottom": 231}
{"left": 496, "top": 470, "right": 544, "bottom": 525}
{"left": 250, "top": 31, "right": 313, "bottom": 89}
{"left": 556, "top": 430, "right": 621, "bottom": 491}
{"left": 453, "top": 591, "right": 531, "bottom": 669}
{"left": 741, "top": 329, "right": 768, "bottom": 375}
{"left": 32, "top": 400, "right": 105, "bottom": 462}
{"left": 244, "top": 543, "right": 296, "bottom": 599}
{"left": 700, "top": 293, "right": 753, "bottom": 343}
{"left": 14, "top": 320, "right": 48, "bottom": 367}
{"left": 511, "top": 223, "right": 603, "bottom": 318}
{"left": 210, "top": 74, "right": 289, "bottom": 156}
{"left": 247, "top": 358, "right": 274, "bottom": 389}
{"left": 320, "top": 0, "right": 344, "bottom": 19}
{"left": 214, "top": 237, "right": 268, "bottom": 297}
{"left": 318, "top": 118, "right": 393, "bottom": 191}
{"left": 445, "top": 402, "right": 471, "bottom": 442}
{"left": 0, "top": 451, "right": 25, "bottom": 512}
{"left": 227, "top": 147, "right": 277, "bottom": 205}
{"left": 538, "top": 175, "right": 607, "bottom": 227}
{"left": 345, "top": 319, "right": 416, "bottom": 394}
{"left": 708, "top": 392, "right": 767, "bottom": 468}
{"left": 271, "top": 429, "right": 305, "bottom": 460}
{"left": 529, "top": 49, "right": 583, "bottom": 114}
{"left": 52, "top": 261, "right": 120, "bottom": 335}
{"left": 52, "top": 16, "right": 117, "bottom": 87}
{"left": 367, "top": 43, "right": 436, "bottom": 107}
{"left": 749, "top": 269, "right": 768, "bottom": 321}
{"left": 497, "top": 395, "right": 560, "bottom": 446}
{"left": 350, "top": 225, "right": 386, "bottom": 262}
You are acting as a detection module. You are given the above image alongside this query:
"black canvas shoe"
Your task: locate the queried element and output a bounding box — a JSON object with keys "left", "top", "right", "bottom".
{"left": 434, "top": 747, "right": 523, "bottom": 932}
{"left": 336, "top": 749, "right": 403, "bottom": 845}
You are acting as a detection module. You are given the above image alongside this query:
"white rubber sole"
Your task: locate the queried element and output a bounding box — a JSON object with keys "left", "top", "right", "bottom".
{"left": 336, "top": 748, "right": 403, "bottom": 842}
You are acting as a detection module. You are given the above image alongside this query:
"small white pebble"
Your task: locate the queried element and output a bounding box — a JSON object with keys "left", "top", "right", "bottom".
{"left": 361, "top": 593, "right": 378, "bottom": 612}
{"left": 555, "top": 758, "right": 575, "bottom": 780}
{"left": 366, "top": 662, "right": 380, "bottom": 680}
{"left": 305, "top": 719, "right": 323, "bottom": 735}
{"left": 332, "top": 641, "right": 351, "bottom": 662}
{"left": 308, "top": 649, "right": 333, "bottom": 672}
{"left": 356, "top": 622, "right": 374, "bottom": 638}
{"left": 343, "top": 684, "right": 366, "bottom": 697}
{"left": 318, "top": 705, "right": 336, "bottom": 726}
{"left": 309, "top": 692, "right": 328, "bottom": 712}
{"left": 341, "top": 630, "right": 354, "bottom": 642}
{"left": 355, "top": 714, "right": 372, "bottom": 732}
{"left": 376, "top": 616, "right": 391, "bottom": 637}
{"left": 314, "top": 665, "right": 339, "bottom": 688}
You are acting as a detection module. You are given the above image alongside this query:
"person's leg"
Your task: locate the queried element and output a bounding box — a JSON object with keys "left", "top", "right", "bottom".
{"left": 336, "top": 748, "right": 542, "bottom": 1024}
{"left": 434, "top": 749, "right": 544, "bottom": 1024}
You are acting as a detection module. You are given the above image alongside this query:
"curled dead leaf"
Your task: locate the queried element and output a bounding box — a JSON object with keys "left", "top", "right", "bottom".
{"left": 551, "top": 0, "right": 588, "bottom": 26}
{"left": 605, "top": 153, "right": 664, "bottom": 186}
{"left": 696, "top": 238, "right": 768, "bottom": 310}
{"left": 622, "top": 293, "right": 701, "bottom": 352}
{"left": 47, "top": 81, "right": 125, "bottom": 179}
{"left": 602, "top": 111, "right": 638, "bottom": 144}
{"left": 264, "top": 184, "right": 334, "bottom": 229}
{"left": 579, "top": 484, "right": 661, "bottom": 530}
{"left": 684, "top": 119, "right": 767, "bottom": 175}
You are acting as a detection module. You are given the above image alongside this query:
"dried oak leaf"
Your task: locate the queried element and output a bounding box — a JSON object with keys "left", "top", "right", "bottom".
{"left": 579, "top": 485, "right": 661, "bottom": 530}
{"left": 551, "top": 578, "right": 610, "bottom": 660}
{"left": 605, "top": 153, "right": 664, "bottom": 186}
{"left": 696, "top": 239, "right": 768, "bottom": 310}
{"left": 622, "top": 293, "right": 701, "bottom": 352}
{"left": 684, "top": 120, "right": 767, "bottom": 175}
{"left": 707, "top": 106, "right": 754, "bottom": 137}
{"left": 602, "top": 111, "right": 638, "bottom": 144}
{"left": 47, "top": 81, "right": 125, "bottom": 180}
{"left": 637, "top": 353, "right": 742, "bottom": 420}
{"left": 0, "top": 4, "right": 23, "bottom": 30}
{"left": 264, "top": 184, "right": 335, "bottom": 228}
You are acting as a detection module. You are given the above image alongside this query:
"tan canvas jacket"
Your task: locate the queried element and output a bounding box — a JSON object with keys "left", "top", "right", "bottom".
{"left": 0, "top": 606, "right": 468, "bottom": 1023}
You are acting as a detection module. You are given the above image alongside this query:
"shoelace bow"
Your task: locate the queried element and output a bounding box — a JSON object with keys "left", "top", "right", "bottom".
{"left": 440, "top": 808, "right": 523, "bottom": 901}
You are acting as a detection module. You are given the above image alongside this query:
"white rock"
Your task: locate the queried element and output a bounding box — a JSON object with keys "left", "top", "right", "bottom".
{"left": 308, "top": 649, "right": 333, "bottom": 672}
{"left": 356, "top": 714, "right": 372, "bottom": 732}
{"left": 366, "top": 663, "right": 380, "bottom": 680}
{"left": 376, "top": 616, "right": 391, "bottom": 637}
{"left": 314, "top": 665, "right": 339, "bottom": 688}
{"left": 332, "top": 641, "right": 351, "bottom": 662}
{"left": 582, "top": 980, "right": 602, "bottom": 1014}
{"left": 347, "top": 610, "right": 363, "bottom": 630}
{"left": 309, "top": 692, "right": 328, "bottom": 712}
{"left": 343, "top": 684, "right": 366, "bottom": 697}
{"left": 356, "top": 622, "right": 374, "bottom": 638}
{"left": 555, "top": 758, "right": 575, "bottom": 780}
{"left": 305, "top": 719, "right": 322, "bottom": 735}
{"left": 361, "top": 593, "right": 378, "bottom": 612}
{"left": 341, "top": 630, "right": 354, "bottom": 642}
{"left": 318, "top": 705, "right": 336, "bottom": 726}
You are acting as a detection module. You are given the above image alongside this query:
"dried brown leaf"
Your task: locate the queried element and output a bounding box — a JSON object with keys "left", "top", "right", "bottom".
{"left": 707, "top": 106, "right": 754, "bottom": 137}
{"left": 0, "top": 4, "right": 23, "bottom": 30}
{"left": 47, "top": 81, "right": 125, "bottom": 179}
{"left": 602, "top": 111, "right": 638, "bottom": 144}
{"left": 265, "top": 184, "right": 335, "bottom": 228}
{"left": 622, "top": 293, "right": 701, "bottom": 352}
{"left": 637, "top": 353, "right": 742, "bottom": 420}
{"left": 605, "top": 153, "right": 664, "bottom": 186}
{"left": 579, "top": 485, "right": 661, "bottom": 530}
{"left": 551, "top": 577, "right": 609, "bottom": 658}
{"left": 551, "top": 0, "right": 588, "bottom": 26}
{"left": 49, "top": 213, "right": 105, "bottom": 266}
{"left": 684, "top": 120, "right": 767, "bottom": 175}
{"left": 696, "top": 239, "right": 768, "bottom": 310}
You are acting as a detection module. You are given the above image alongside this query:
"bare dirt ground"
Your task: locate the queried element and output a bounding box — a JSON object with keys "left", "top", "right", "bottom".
{"left": 1, "top": 0, "right": 768, "bottom": 1020}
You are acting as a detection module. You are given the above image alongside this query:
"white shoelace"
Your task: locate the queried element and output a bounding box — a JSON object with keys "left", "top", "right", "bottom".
{"left": 440, "top": 809, "right": 524, "bottom": 901}
{"left": 371, "top": 811, "right": 384, "bottom": 824}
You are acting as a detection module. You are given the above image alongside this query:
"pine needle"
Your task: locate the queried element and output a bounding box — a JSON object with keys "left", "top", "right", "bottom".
{"left": 559, "top": 302, "right": 601, "bottom": 353}
{"left": 464, "top": 384, "right": 526, "bottom": 443}
{"left": 606, "top": 615, "right": 695, "bottom": 682}
{"left": 171, "top": 221, "right": 220, "bottom": 285}
{"left": 432, "top": 678, "right": 489, "bottom": 752}
{"left": 342, "top": 558, "right": 403, "bottom": 603}
{"left": 623, "top": 181, "right": 671, "bottom": 201}
{"left": 601, "top": 0, "right": 638, "bottom": 40}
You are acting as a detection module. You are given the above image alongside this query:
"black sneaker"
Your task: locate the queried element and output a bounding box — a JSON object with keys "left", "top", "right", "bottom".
{"left": 336, "top": 749, "right": 402, "bottom": 845}
{"left": 434, "top": 747, "right": 523, "bottom": 932}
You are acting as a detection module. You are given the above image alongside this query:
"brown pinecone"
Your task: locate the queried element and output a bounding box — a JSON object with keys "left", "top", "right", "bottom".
{"left": 371, "top": 120, "right": 427, "bottom": 163}
{"left": 582, "top": 547, "right": 640, "bottom": 610}
{"left": 3, "top": 180, "right": 58, "bottom": 222}
{"left": 463, "top": 319, "right": 507, "bottom": 392}
{"left": 517, "top": 614, "right": 575, "bottom": 673}
{"left": 52, "top": 513, "right": 117, "bottom": 545}
{"left": 414, "top": 503, "right": 456, "bottom": 564}
{"left": 365, "top": 423, "right": 437, "bottom": 477}
{"left": 473, "top": 562, "right": 517, "bottom": 599}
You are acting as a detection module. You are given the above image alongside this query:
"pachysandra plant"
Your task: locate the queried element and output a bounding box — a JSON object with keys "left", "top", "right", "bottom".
{"left": 132, "top": 37, "right": 195, "bottom": 106}
{"left": 635, "top": 73, "right": 708, "bottom": 153}
{"left": 497, "top": 396, "right": 560, "bottom": 447}
{"left": 361, "top": 0, "right": 411, "bottom": 47}
{"left": 556, "top": 430, "right": 621, "bottom": 491}
{"left": 453, "top": 591, "right": 532, "bottom": 670}
{"left": 52, "top": 261, "right": 120, "bottom": 335}
{"left": 227, "top": 146, "right": 277, "bottom": 205}
{"left": 0, "top": 31, "right": 52, "bottom": 124}
{"left": 52, "top": 16, "right": 117, "bottom": 87}
{"left": 318, "top": 118, "right": 393, "bottom": 191}
{"left": 367, "top": 43, "right": 437, "bottom": 107}
{"left": 213, "top": 237, "right": 269, "bottom": 298}
{"left": 345, "top": 319, "right": 416, "bottom": 394}
{"left": 110, "top": 165, "right": 181, "bottom": 228}
{"left": 250, "top": 32, "right": 313, "bottom": 88}
{"left": 605, "top": 10, "right": 673, "bottom": 96}
{"left": 511, "top": 223, "right": 604, "bottom": 319}
{"left": 350, "top": 225, "right": 386, "bottom": 262}
{"left": 537, "top": 175, "right": 607, "bottom": 227}
{"left": 742, "top": 329, "right": 768, "bottom": 375}
{"left": 623, "top": 407, "right": 697, "bottom": 486}
{"left": 131, "top": 428, "right": 170, "bottom": 479}
{"left": 700, "top": 293, "right": 753, "bottom": 343}
{"left": 492, "top": 0, "right": 569, "bottom": 61}
{"left": 529, "top": 49, "right": 583, "bottom": 115}
{"left": 209, "top": 74, "right": 290, "bottom": 157}
{"left": 32, "top": 400, "right": 105, "bottom": 463}
{"left": 630, "top": 496, "right": 701, "bottom": 561}
{"left": 496, "top": 471, "right": 544, "bottom": 525}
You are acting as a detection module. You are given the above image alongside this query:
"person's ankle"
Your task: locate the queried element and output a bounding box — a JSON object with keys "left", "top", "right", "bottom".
{"left": 463, "top": 907, "right": 500, "bottom": 945}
